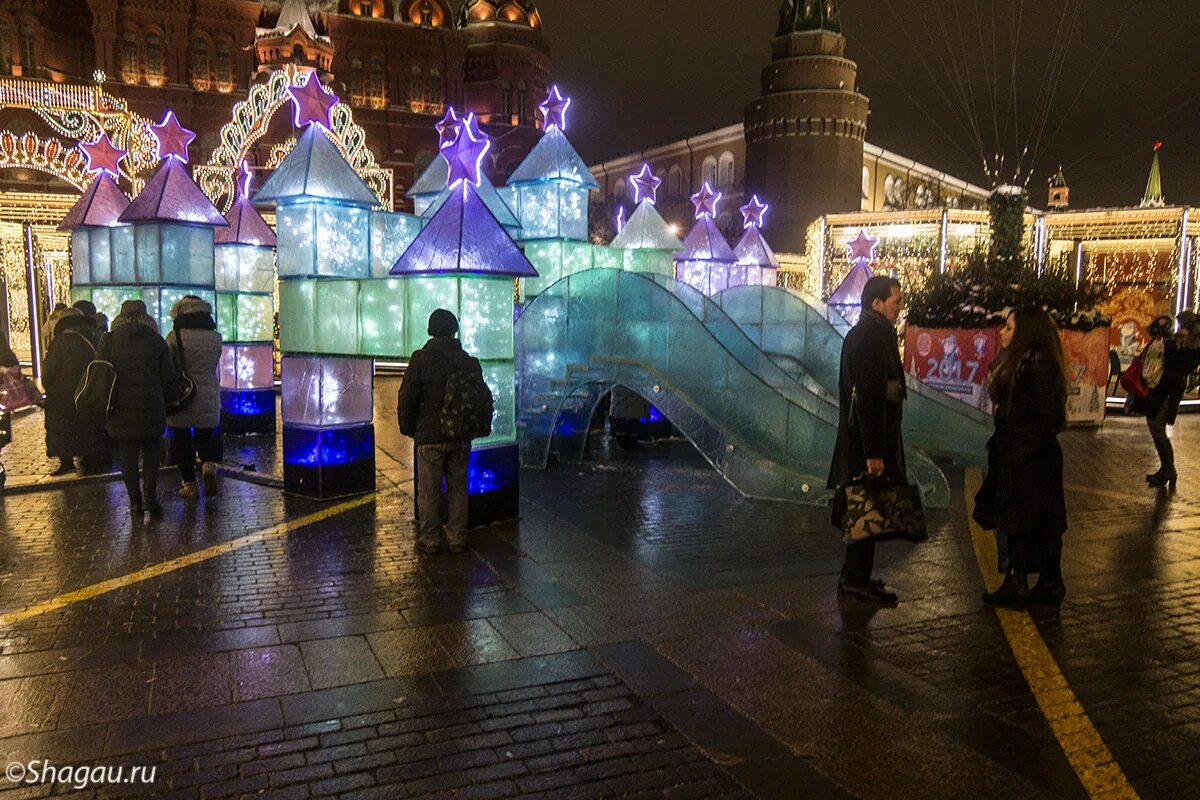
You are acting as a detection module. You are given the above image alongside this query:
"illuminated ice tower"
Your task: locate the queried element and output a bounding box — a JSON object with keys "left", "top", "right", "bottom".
{"left": 733, "top": 195, "right": 780, "bottom": 288}
{"left": 827, "top": 229, "right": 877, "bottom": 326}
{"left": 214, "top": 163, "right": 277, "bottom": 435}
{"left": 605, "top": 163, "right": 683, "bottom": 274}
{"left": 254, "top": 73, "right": 380, "bottom": 498}
{"left": 675, "top": 182, "right": 738, "bottom": 296}
{"left": 61, "top": 132, "right": 134, "bottom": 319}
{"left": 507, "top": 86, "right": 600, "bottom": 300}
{"left": 391, "top": 112, "right": 537, "bottom": 526}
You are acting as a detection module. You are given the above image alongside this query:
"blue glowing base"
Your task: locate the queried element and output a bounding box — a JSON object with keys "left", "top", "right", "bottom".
{"left": 413, "top": 442, "right": 519, "bottom": 529}
{"left": 163, "top": 424, "right": 223, "bottom": 467}
{"left": 283, "top": 423, "right": 375, "bottom": 499}
{"left": 220, "top": 389, "right": 276, "bottom": 436}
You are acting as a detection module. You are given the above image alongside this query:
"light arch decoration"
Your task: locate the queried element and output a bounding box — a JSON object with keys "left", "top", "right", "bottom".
{"left": 0, "top": 130, "right": 90, "bottom": 190}
{"left": 195, "top": 64, "right": 393, "bottom": 211}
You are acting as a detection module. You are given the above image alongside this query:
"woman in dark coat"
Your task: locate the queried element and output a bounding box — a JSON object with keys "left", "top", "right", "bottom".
{"left": 42, "top": 310, "right": 110, "bottom": 475}
{"left": 1139, "top": 311, "right": 1200, "bottom": 489}
{"left": 978, "top": 307, "right": 1070, "bottom": 609}
{"left": 103, "top": 300, "right": 177, "bottom": 516}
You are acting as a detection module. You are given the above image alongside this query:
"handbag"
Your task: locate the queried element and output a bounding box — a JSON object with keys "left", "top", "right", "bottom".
{"left": 1119, "top": 349, "right": 1150, "bottom": 399}
{"left": 165, "top": 328, "right": 197, "bottom": 415}
{"left": 0, "top": 365, "right": 41, "bottom": 412}
{"left": 834, "top": 474, "right": 928, "bottom": 544}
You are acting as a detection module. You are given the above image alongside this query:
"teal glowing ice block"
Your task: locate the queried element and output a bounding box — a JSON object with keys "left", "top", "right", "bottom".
{"left": 505, "top": 126, "right": 597, "bottom": 242}
{"left": 57, "top": 173, "right": 133, "bottom": 287}
{"left": 609, "top": 199, "right": 683, "bottom": 278}
{"left": 370, "top": 211, "right": 422, "bottom": 278}
{"left": 215, "top": 292, "right": 274, "bottom": 342}
{"left": 358, "top": 278, "right": 408, "bottom": 357}
{"left": 518, "top": 240, "right": 596, "bottom": 302}
{"left": 278, "top": 279, "right": 362, "bottom": 356}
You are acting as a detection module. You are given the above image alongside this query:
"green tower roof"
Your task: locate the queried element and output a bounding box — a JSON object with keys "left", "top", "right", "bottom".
{"left": 1141, "top": 142, "right": 1165, "bottom": 208}
{"left": 778, "top": 0, "right": 841, "bottom": 35}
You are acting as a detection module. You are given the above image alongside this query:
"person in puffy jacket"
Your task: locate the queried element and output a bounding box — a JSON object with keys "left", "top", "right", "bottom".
{"left": 42, "top": 309, "right": 109, "bottom": 475}
{"left": 166, "top": 296, "right": 223, "bottom": 499}
{"left": 103, "top": 300, "right": 177, "bottom": 517}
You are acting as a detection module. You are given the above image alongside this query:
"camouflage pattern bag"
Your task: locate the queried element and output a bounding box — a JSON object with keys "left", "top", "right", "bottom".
{"left": 836, "top": 476, "right": 928, "bottom": 544}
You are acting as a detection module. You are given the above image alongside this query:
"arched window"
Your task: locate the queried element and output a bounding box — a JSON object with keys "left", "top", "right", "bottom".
{"left": 614, "top": 178, "right": 627, "bottom": 203}
{"left": 861, "top": 165, "right": 870, "bottom": 200}
{"left": 120, "top": 30, "right": 139, "bottom": 82}
{"left": 427, "top": 66, "right": 440, "bottom": 111}
{"left": 191, "top": 38, "right": 209, "bottom": 88}
{"left": 667, "top": 165, "right": 683, "bottom": 200}
{"left": 701, "top": 156, "right": 718, "bottom": 188}
{"left": 717, "top": 151, "right": 735, "bottom": 189}
{"left": 883, "top": 175, "right": 895, "bottom": 207}
{"left": 420, "top": 0, "right": 434, "bottom": 26}
{"left": 18, "top": 23, "right": 34, "bottom": 70}
{"left": 214, "top": 39, "right": 231, "bottom": 88}
{"left": 517, "top": 81, "right": 528, "bottom": 122}
{"left": 145, "top": 32, "right": 163, "bottom": 83}
{"left": 409, "top": 64, "right": 424, "bottom": 111}
{"left": 371, "top": 56, "right": 387, "bottom": 107}
{"left": 348, "top": 57, "right": 364, "bottom": 103}
{"left": 0, "top": 23, "right": 11, "bottom": 74}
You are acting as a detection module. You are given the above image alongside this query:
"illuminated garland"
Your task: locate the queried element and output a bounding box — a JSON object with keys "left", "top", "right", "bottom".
{"left": 0, "top": 132, "right": 89, "bottom": 190}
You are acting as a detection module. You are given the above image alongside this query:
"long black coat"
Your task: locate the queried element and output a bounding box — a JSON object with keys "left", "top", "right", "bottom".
{"left": 103, "top": 322, "right": 177, "bottom": 441}
{"left": 42, "top": 315, "right": 107, "bottom": 460}
{"left": 1141, "top": 334, "right": 1200, "bottom": 424}
{"left": 828, "top": 309, "right": 908, "bottom": 489}
{"left": 990, "top": 350, "right": 1067, "bottom": 543}
{"left": 398, "top": 336, "right": 484, "bottom": 445}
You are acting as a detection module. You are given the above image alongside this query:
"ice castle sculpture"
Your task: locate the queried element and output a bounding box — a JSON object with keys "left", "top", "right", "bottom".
{"left": 675, "top": 182, "right": 738, "bottom": 296}
{"left": 732, "top": 195, "right": 779, "bottom": 288}
{"left": 828, "top": 229, "right": 878, "bottom": 326}
{"left": 607, "top": 162, "right": 684, "bottom": 275}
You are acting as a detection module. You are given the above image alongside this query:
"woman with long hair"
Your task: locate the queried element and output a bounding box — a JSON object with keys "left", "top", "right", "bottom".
{"left": 1138, "top": 311, "right": 1200, "bottom": 489}
{"left": 980, "top": 306, "right": 1070, "bottom": 609}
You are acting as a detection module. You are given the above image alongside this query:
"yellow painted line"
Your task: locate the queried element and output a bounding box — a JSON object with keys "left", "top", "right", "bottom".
{"left": 0, "top": 493, "right": 376, "bottom": 627}
{"left": 965, "top": 468, "right": 1139, "bottom": 799}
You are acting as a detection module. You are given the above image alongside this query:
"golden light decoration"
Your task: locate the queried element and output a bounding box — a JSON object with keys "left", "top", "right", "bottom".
{"left": 0, "top": 131, "right": 90, "bottom": 190}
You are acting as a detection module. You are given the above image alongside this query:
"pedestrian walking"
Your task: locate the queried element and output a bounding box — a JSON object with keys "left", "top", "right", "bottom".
{"left": 42, "top": 308, "right": 109, "bottom": 475}
{"left": 978, "top": 307, "right": 1070, "bottom": 609}
{"left": 828, "top": 275, "right": 907, "bottom": 605}
{"left": 1135, "top": 311, "right": 1200, "bottom": 489}
{"left": 0, "top": 330, "right": 20, "bottom": 492}
{"left": 166, "top": 296, "right": 223, "bottom": 499}
{"left": 398, "top": 309, "right": 494, "bottom": 556}
{"left": 103, "top": 300, "right": 177, "bottom": 517}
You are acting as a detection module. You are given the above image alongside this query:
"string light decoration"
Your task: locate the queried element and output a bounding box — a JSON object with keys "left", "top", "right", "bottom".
{"left": 0, "top": 131, "right": 90, "bottom": 190}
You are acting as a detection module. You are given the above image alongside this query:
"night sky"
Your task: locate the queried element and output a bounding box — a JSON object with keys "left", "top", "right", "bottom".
{"left": 536, "top": 0, "right": 1199, "bottom": 210}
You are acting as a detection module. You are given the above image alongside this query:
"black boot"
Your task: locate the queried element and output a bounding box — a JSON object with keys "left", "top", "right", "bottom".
{"left": 1147, "top": 469, "right": 1178, "bottom": 490}
{"left": 1028, "top": 578, "right": 1066, "bottom": 607}
{"left": 982, "top": 569, "right": 1028, "bottom": 609}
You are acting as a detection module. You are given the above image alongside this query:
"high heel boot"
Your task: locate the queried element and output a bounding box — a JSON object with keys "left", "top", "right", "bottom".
{"left": 1147, "top": 469, "right": 1178, "bottom": 490}
{"left": 982, "top": 568, "right": 1029, "bottom": 609}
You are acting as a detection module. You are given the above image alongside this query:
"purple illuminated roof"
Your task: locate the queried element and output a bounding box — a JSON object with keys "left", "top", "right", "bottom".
{"left": 827, "top": 262, "right": 875, "bottom": 306}
{"left": 734, "top": 226, "right": 779, "bottom": 269}
{"left": 678, "top": 215, "right": 736, "bottom": 263}
{"left": 119, "top": 159, "right": 227, "bottom": 226}
{"left": 57, "top": 174, "right": 129, "bottom": 231}
{"left": 390, "top": 183, "right": 537, "bottom": 278}
{"left": 215, "top": 197, "right": 277, "bottom": 247}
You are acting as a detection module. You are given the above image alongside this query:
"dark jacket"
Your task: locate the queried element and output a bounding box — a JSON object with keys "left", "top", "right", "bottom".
{"left": 167, "top": 310, "right": 223, "bottom": 430}
{"left": 1142, "top": 334, "right": 1200, "bottom": 424}
{"left": 989, "top": 349, "right": 1067, "bottom": 541}
{"left": 398, "top": 336, "right": 484, "bottom": 445}
{"left": 828, "top": 309, "right": 908, "bottom": 489}
{"left": 103, "top": 320, "right": 177, "bottom": 440}
{"left": 42, "top": 314, "right": 107, "bottom": 460}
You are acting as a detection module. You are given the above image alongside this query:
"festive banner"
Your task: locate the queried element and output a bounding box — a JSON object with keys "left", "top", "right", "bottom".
{"left": 1062, "top": 326, "right": 1110, "bottom": 426}
{"left": 904, "top": 326, "right": 998, "bottom": 413}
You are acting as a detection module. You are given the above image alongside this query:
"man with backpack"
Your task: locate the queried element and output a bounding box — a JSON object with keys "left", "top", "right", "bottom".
{"left": 398, "top": 309, "right": 494, "bottom": 555}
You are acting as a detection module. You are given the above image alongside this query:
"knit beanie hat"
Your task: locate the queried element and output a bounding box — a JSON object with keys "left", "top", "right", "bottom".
{"left": 428, "top": 308, "right": 459, "bottom": 337}
{"left": 72, "top": 299, "right": 98, "bottom": 316}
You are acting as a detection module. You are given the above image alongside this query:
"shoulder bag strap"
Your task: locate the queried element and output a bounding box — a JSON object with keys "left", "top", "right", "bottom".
{"left": 173, "top": 328, "right": 188, "bottom": 374}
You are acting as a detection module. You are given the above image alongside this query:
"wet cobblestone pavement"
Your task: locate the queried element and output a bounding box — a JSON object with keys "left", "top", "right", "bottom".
{"left": 1, "top": 386, "right": 1199, "bottom": 799}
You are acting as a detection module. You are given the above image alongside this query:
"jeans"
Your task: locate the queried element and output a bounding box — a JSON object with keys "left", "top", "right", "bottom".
{"left": 841, "top": 539, "right": 876, "bottom": 584}
{"left": 118, "top": 437, "right": 161, "bottom": 503}
{"left": 1147, "top": 402, "right": 1174, "bottom": 473}
{"left": 170, "top": 426, "right": 220, "bottom": 483}
{"left": 417, "top": 441, "right": 471, "bottom": 548}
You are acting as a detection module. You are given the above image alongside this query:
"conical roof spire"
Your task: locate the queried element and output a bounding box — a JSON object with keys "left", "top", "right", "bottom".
{"left": 1049, "top": 164, "right": 1067, "bottom": 189}
{"left": 270, "top": 0, "right": 318, "bottom": 38}
{"left": 1141, "top": 142, "right": 1165, "bottom": 208}
{"left": 778, "top": 0, "right": 841, "bottom": 35}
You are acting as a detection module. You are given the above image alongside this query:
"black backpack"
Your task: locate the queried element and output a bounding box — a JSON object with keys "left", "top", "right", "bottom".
{"left": 440, "top": 367, "right": 494, "bottom": 440}
{"left": 74, "top": 334, "right": 116, "bottom": 420}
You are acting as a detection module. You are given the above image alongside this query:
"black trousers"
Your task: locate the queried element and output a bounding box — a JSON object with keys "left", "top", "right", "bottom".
{"left": 170, "top": 426, "right": 220, "bottom": 483}
{"left": 841, "top": 539, "right": 876, "bottom": 584}
{"left": 1147, "top": 402, "right": 1174, "bottom": 473}
{"left": 118, "top": 437, "right": 161, "bottom": 502}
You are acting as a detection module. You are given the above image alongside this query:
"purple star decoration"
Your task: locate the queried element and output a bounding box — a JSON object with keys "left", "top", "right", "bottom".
{"left": 846, "top": 229, "right": 880, "bottom": 266}
{"left": 151, "top": 111, "right": 196, "bottom": 163}
{"left": 615, "top": 206, "right": 626, "bottom": 233}
{"left": 435, "top": 107, "right": 462, "bottom": 150}
{"left": 443, "top": 113, "right": 490, "bottom": 189}
{"left": 630, "top": 164, "right": 662, "bottom": 205}
{"left": 740, "top": 195, "right": 768, "bottom": 229}
{"left": 690, "top": 182, "right": 721, "bottom": 219}
{"left": 81, "top": 132, "right": 126, "bottom": 177}
{"left": 288, "top": 71, "right": 339, "bottom": 129}
{"left": 539, "top": 85, "right": 571, "bottom": 131}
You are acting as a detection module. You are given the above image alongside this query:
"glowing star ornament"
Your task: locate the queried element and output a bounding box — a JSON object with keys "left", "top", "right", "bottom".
{"left": 630, "top": 164, "right": 662, "bottom": 205}
{"left": 615, "top": 206, "right": 626, "bottom": 234}
{"left": 239, "top": 161, "right": 253, "bottom": 200}
{"left": 538, "top": 85, "right": 571, "bottom": 131}
{"left": 444, "top": 113, "right": 491, "bottom": 189}
{"left": 435, "top": 107, "right": 462, "bottom": 150}
{"left": 690, "top": 182, "right": 722, "bottom": 219}
{"left": 80, "top": 132, "right": 126, "bottom": 177}
{"left": 846, "top": 229, "right": 880, "bottom": 266}
{"left": 288, "top": 71, "right": 339, "bottom": 129}
{"left": 740, "top": 195, "right": 768, "bottom": 229}
{"left": 151, "top": 111, "right": 196, "bottom": 163}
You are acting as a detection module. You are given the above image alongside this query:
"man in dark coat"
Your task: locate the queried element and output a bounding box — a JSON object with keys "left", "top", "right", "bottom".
{"left": 398, "top": 309, "right": 486, "bottom": 556}
{"left": 42, "top": 310, "right": 110, "bottom": 475}
{"left": 827, "top": 276, "right": 907, "bottom": 604}
{"left": 103, "top": 300, "right": 177, "bottom": 516}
